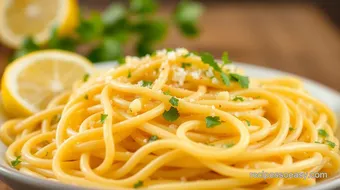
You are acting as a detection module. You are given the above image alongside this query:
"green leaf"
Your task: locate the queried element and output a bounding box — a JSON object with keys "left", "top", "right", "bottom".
{"left": 130, "top": 0, "right": 157, "bottom": 14}
{"left": 133, "top": 19, "right": 168, "bottom": 43}
{"left": 169, "top": 97, "right": 179, "bottom": 106}
{"left": 11, "top": 37, "right": 40, "bottom": 61}
{"left": 315, "top": 141, "right": 322, "bottom": 144}
{"left": 148, "top": 135, "right": 158, "bottom": 143}
{"left": 163, "top": 90, "right": 171, "bottom": 95}
{"left": 289, "top": 127, "right": 294, "bottom": 131}
{"left": 229, "top": 73, "right": 249, "bottom": 88}
{"left": 11, "top": 156, "right": 22, "bottom": 167}
{"left": 163, "top": 107, "right": 180, "bottom": 122}
{"left": 223, "top": 143, "right": 234, "bottom": 148}
{"left": 83, "top": 73, "right": 90, "bottom": 82}
{"left": 76, "top": 12, "right": 104, "bottom": 42}
{"left": 318, "top": 129, "right": 329, "bottom": 137}
{"left": 245, "top": 120, "right": 251, "bottom": 126}
{"left": 232, "top": 96, "right": 244, "bottom": 102}
{"left": 102, "top": 3, "right": 127, "bottom": 28}
{"left": 136, "top": 39, "right": 154, "bottom": 56}
{"left": 133, "top": 180, "right": 143, "bottom": 188}
{"left": 128, "top": 70, "right": 132, "bottom": 78}
{"left": 220, "top": 72, "right": 230, "bottom": 86}
{"left": 205, "top": 116, "right": 221, "bottom": 128}
{"left": 325, "top": 140, "right": 336, "bottom": 148}
{"left": 181, "top": 62, "right": 192, "bottom": 69}
{"left": 200, "top": 52, "right": 221, "bottom": 72}
{"left": 141, "top": 80, "right": 153, "bottom": 87}
{"left": 222, "top": 52, "right": 232, "bottom": 64}
{"left": 88, "top": 38, "right": 122, "bottom": 62}
{"left": 100, "top": 114, "right": 108, "bottom": 124}
{"left": 174, "top": 0, "right": 203, "bottom": 37}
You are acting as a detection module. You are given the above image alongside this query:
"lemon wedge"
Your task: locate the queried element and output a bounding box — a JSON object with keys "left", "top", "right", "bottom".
{"left": 0, "top": 0, "right": 79, "bottom": 48}
{"left": 1, "top": 50, "right": 93, "bottom": 117}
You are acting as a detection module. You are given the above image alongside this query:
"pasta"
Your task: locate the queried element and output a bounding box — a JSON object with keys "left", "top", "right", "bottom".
{"left": 1, "top": 48, "right": 340, "bottom": 189}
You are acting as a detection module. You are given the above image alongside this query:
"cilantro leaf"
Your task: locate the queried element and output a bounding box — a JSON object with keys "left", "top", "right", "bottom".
{"left": 141, "top": 80, "right": 153, "bottom": 87}
{"left": 83, "top": 73, "right": 90, "bottom": 82}
{"left": 181, "top": 62, "right": 192, "bottom": 69}
{"left": 200, "top": 52, "right": 221, "bottom": 72}
{"left": 318, "top": 129, "right": 328, "bottom": 137}
{"left": 163, "top": 107, "right": 180, "bottom": 122}
{"left": 232, "top": 96, "right": 244, "bottom": 102}
{"left": 169, "top": 97, "right": 179, "bottom": 106}
{"left": 130, "top": 0, "right": 157, "bottom": 14}
{"left": 133, "top": 180, "right": 143, "bottom": 188}
{"left": 11, "top": 156, "right": 22, "bottom": 167}
{"left": 220, "top": 72, "right": 230, "bottom": 86}
{"left": 100, "top": 114, "right": 108, "bottom": 124}
{"left": 148, "top": 135, "right": 158, "bottom": 143}
{"left": 174, "top": 0, "right": 203, "bottom": 37}
{"left": 229, "top": 73, "right": 249, "bottom": 88}
{"left": 205, "top": 116, "right": 221, "bottom": 128}
{"left": 325, "top": 140, "right": 336, "bottom": 148}
{"left": 222, "top": 52, "right": 232, "bottom": 64}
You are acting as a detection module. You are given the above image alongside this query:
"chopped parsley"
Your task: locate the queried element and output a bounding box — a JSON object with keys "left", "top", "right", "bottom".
{"left": 169, "top": 97, "right": 179, "bottom": 106}
{"left": 148, "top": 135, "right": 159, "bottom": 143}
{"left": 325, "top": 140, "right": 336, "bottom": 148}
{"left": 163, "top": 107, "right": 180, "bottom": 122}
{"left": 100, "top": 114, "right": 108, "bottom": 124}
{"left": 205, "top": 116, "right": 221, "bottom": 128}
{"left": 229, "top": 73, "right": 249, "bottom": 88}
{"left": 183, "top": 53, "right": 191, "bottom": 58}
{"left": 84, "top": 94, "right": 89, "bottom": 100}
{"left": 181, "top": 62, "right": 192, "bottom": 68}
{"left": 141, "top": 80, "right": 153, "bottom": 87}
{"left": 11, "top": 156, "right": 22, "bottom": 167}
{"left": 200, "top": 52, "right": 221, "bottom": 72}
{"left": 163, "top": 90, "right": 171, "bottom": 95}
{"left": 245, "top": 120, "right": 251, "bottom": 126}
{"left": 318, "top": 129, "right": 328, "bottom": 137}
{"left": 220, "top": 72, "right": 230, "bottom": 86}
{"left": 232, "top": 96, "right": 244, "bottom": 102}
{"left": 128, "top": 70, "right": 131, "bottom": 78}
{"left": 133, "top": 180, "right": 143, "bottom": 188}
{"left": 315, "top": 141, "right": 322, "bottom": 144}
{"left": 289, "top": 127, "right": 294, "bottom": 131}
{"left": 223, "top": 143, "right": 234, "bottom": 148}
{"left": 222, "top": 52, "right": 232, "bottom": 64}
{"left": 83, "top": 73, "right": 90, "bottom": 82}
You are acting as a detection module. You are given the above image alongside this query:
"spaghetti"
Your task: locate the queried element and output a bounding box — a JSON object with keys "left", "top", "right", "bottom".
{"left": 1, "top": 48, "right": 339, "bottom": 189}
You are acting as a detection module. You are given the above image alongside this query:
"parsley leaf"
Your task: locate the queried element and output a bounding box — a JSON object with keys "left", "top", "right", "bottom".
{"left": 130, "top": 0, "right": 157, "bottom": 14}
{"left": 84, "top": 94, "right": 89, "bottom": 100}
{"left": 181, "top": 62, "right": 192, "bottom": 68}
{"left": 222, "top": 52, "right": 232, "bottom": 64}
{"left": 163, "top": 107, "right": 180, "bottom": 122}
{"left": 205, "top": 116, "right": 221, "bottom": 128}
{"left": 133, "top": 180, "right": 143, "bottom": 188}
{"left": 102, "top": 3, "right": 126, "bottom": 29}
{"left": 163, "top": 90, "right": 171, "bottom": 95}
{"left": 315, "top": 141, "right": 322, "bottom": 144}
{"left": 200, "top": 52, "right": 221, "bottom": 72}
{"left": 220, "top": 72, "right": 230, "bottom": 86}
{"left": 174, "top": 0, "right": 203, "bottom": 37}
{"left": 183, "top": 53, "right": 191, "bottom": 58}
{"left": 232, "top": 96, "right": 244, "bottom": 102}
{"left": 11, "top": 156, "right": 22, "bottom": 167}
{"left": 47, "top": 27, "right": 76, "bottom": 51}
{"left": 11, "top": 37, "right": 40, "bottom": 61}
{"left": 141, "top": 80, "right": 153, "bottom": 87}
{"left": 83, "top": 73, "right": 90, "bottom": 82}
{"left": 148, "top": 135, "right": 158, "bottom": 143}
{"left": 325, "top": 140, "right": 336, "bottom": 148}
{"left": 223, "top": 143, "right": 234, "bottom": 148}
{"left": 245, "top": 120, "right": 251, "bottom": 126}
{"left": 88, "top": 38, "right": 122, "bottom": 62}
{"left": 169, "top": 97, "right": 179, "bottom": 106}
{"left": 229, "top": 73, "right": 249, "bottom": 88}
{"left": 318, "top": 129, "right": 329, "bottom": 137}
{"left": 128, "top": 70, "right": 132, "bottom": 78}
{"left": 289, "top": 127, "right": 294, "bottom": 131}
{"left": 100, "top": 114, "right": 108, "bottom": 124}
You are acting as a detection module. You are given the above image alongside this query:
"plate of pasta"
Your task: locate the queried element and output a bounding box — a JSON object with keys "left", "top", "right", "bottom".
{"left": 0, "top": 48, "right": 340, "bottom": 190}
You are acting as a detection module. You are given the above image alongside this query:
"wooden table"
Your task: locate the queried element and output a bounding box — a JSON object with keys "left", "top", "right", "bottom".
{"left": 1, "top": 2, "right": 340, "bottom": 190}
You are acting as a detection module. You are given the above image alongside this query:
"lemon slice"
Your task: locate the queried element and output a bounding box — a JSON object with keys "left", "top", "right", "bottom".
{"left": 1, "top": 50, "right": 93, "bottom": 117}
{"left": 0, "top": 0, "right": 79, "bottom": 48}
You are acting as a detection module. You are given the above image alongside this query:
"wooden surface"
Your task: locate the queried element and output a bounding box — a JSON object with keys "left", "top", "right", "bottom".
{"left": 1, "top": 2, "right": 340, "bottom": 190}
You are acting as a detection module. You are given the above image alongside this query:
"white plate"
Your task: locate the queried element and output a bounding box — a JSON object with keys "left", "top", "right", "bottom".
{"left": 0, "top": 62, "right": 339, "bottom": 190}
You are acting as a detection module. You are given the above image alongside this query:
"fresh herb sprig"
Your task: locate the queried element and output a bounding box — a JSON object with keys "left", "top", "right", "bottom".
{"left": 10, "top": 0, "right": 203, "bottom": 63}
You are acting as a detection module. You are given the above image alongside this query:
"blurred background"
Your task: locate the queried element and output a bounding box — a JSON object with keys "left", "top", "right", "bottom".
{"left": 1, "top": 0, "right": 340, "bottom": 90}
